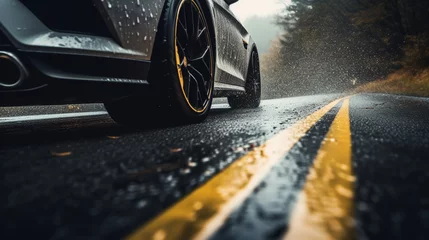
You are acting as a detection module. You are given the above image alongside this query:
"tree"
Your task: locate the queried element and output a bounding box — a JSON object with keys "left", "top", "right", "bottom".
{"left": 261, "top": 0, "right": 429, "bottom": 98}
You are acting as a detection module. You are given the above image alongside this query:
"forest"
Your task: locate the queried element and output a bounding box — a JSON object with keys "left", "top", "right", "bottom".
{"left": 261, "top": 0, "right": 429, "bottom": 98}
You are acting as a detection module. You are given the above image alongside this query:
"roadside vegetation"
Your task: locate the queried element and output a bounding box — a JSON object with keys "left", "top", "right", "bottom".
{"left": 356, "top": 69, "right": 429, "bottom": 96}
{"left": 261, "top": 0, "right": 429, "bottom": 98}
{"left": 356, "top": 32, "right": 429, "bottom": 96}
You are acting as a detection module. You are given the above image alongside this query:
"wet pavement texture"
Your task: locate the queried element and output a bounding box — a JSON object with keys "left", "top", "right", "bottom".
{"left": 1, "top": 93, "right": 429, "bottom": 240}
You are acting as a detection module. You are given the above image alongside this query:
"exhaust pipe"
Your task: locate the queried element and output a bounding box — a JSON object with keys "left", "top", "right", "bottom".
{"left": 0, "top": 51, "right": 28, "bottom": 88}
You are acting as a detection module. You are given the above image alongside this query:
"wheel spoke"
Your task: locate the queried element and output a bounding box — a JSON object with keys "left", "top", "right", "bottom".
{"left": 188, "top": 75, "right": 199, "bottom": 107}
{"left": 183, "top": 69, "right": 191, "bottom": 97}
{"left": 186, "top": 2, "right": 195, "bottom": 40}
{"left": 191, "top": 46, "right": 210, "bottom": 61}
{"left": 189, "top": 46, "right": 210, "bottom": 72}
{"left": 181, "top": 3, "right": 188, "bottom": 31}
{"left": 197, "top": 89, "right": 204, "bottom": 107}
{"left": 197, "top": 26, "right": 206, "bottom": 40}
{"left": 192, "top": 9, "right": 201, "bottom": 41}
{"left": 178, "top": 20, "right": 188, "bottom": 42}
{"left": 189, "top": 66, "right": 208, "bottom": 98}
{"left": 190, "top": 72, "right": 207, "bottom": 106}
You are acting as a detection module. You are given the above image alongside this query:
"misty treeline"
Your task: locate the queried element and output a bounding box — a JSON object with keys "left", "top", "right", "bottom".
{"left": 261, "top": 0, "right": 429, "bottom": 98}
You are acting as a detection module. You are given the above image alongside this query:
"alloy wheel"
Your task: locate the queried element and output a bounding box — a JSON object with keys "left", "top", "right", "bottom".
{"left": 175, "top": 0, "right": 214, "bottom": 113}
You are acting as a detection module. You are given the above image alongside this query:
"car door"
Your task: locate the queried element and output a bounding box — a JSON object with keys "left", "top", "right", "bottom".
{"left": 212, "top": 0, "right": 249, "bottom": 88}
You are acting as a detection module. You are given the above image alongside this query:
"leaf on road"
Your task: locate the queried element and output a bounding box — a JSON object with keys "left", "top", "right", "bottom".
{"left": 107, "top": 136, "right": 120, "bottom": 139}
{"left": 67, "top": 105, "right": 81, "bottom": 111}
{"left": 51, "top": 151, "right": 72, "bottom": 157}
{"left": 170, "top": 148, "right": 183, "bottom": 153}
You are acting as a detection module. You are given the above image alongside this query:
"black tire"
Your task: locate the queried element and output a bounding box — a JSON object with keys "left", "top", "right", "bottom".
{"left": 105, "top": 0, "right": 215, "bottom": 127}
{"left": 228, "top": 50, "right": 261, "bottom": 109}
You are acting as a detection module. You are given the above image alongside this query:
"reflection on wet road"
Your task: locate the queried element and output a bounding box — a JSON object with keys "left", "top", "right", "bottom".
{"left": 1, "top": 93, "right": 429, "bottom": 240}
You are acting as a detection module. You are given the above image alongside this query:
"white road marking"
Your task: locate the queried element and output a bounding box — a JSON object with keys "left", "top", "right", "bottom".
{"left": 0, "top": 111, "right": 108, "bottom": 123}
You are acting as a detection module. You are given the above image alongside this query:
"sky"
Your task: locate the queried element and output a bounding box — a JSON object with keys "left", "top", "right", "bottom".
{"left": 230, "top": 0, "right": 289, "bottom": 22}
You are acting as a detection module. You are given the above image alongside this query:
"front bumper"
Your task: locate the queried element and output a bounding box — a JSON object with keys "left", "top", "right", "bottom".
{"left": 0, "top": 0, "right": 157, "bottom": 106}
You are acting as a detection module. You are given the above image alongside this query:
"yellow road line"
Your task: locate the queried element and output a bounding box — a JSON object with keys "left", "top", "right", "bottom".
{"left": 127, "top": 97, "right": 346, "bottom": 240}
{"left": 284, "top": 98, "right": 355, "bottom": 240}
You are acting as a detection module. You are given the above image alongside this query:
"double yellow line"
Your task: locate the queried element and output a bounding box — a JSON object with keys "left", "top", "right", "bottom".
{"left": 127, "top": 97, "right": 354, "bottom": 240}
{"left": 285, "top": 98, "right": 355, "bottom": 240}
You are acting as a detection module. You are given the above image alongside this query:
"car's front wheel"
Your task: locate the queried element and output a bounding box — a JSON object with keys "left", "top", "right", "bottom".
{"left": 228, "top": 50, "right": 261, "bottom": 109}
{"left": 105, "top": 0, "right": 214, "bottom": 127}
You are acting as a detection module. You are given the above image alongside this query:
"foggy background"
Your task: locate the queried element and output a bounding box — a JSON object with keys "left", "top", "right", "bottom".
{"left": 231, "top": 0, "right": 285, "bottom": 55}
{"left": 231, "top": 0, "right": 429, "bottom": 99}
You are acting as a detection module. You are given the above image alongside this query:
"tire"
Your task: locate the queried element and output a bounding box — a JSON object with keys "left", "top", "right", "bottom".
{"left": 105, "top": 0, "right": 215, "bottom": 127}
{"left": 228, "top": 50, "right": 261, "bottom": 109}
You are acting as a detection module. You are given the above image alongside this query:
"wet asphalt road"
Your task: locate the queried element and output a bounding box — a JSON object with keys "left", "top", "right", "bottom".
{"left": 1, "top": 93, "right": 429, "bottom": 240}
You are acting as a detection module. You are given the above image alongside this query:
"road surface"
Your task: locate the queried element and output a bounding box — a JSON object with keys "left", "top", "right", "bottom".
{"left": 1, "top": 93, "right": 429, "bottom": 240}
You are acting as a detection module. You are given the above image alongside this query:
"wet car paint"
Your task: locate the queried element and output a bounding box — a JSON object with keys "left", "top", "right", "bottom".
{"left": 95, "top": 0, "right": 166, "bottom": 57}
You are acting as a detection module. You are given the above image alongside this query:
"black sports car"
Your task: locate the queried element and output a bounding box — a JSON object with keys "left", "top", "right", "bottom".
{"left": 0, "top": 0, "right": 261, "bottom": 125}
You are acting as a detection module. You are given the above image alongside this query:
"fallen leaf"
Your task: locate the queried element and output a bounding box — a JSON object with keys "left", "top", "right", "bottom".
{"left": 67, "top": 105, "right": 81, "bottom": 110}
{"left": 51, "top": 151, "right": 72, "bottom": 157}
{"left": 107, "top": 136, "right": 120, "bottom": 139}
{"left": 170, "top": 148, "right": 183, "bottom": 153}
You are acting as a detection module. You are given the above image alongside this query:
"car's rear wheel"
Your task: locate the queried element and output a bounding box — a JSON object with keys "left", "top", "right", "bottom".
{"left": 105, "top": 0, "right": 214, "bottom": 127}
{"left": 228, "top": 50, "right": 261, "bottom": 109}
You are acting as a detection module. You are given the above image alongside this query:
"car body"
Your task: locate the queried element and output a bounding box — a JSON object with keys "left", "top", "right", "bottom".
{"left": 0, "top": 0, "right": 260, "bottom": 124}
